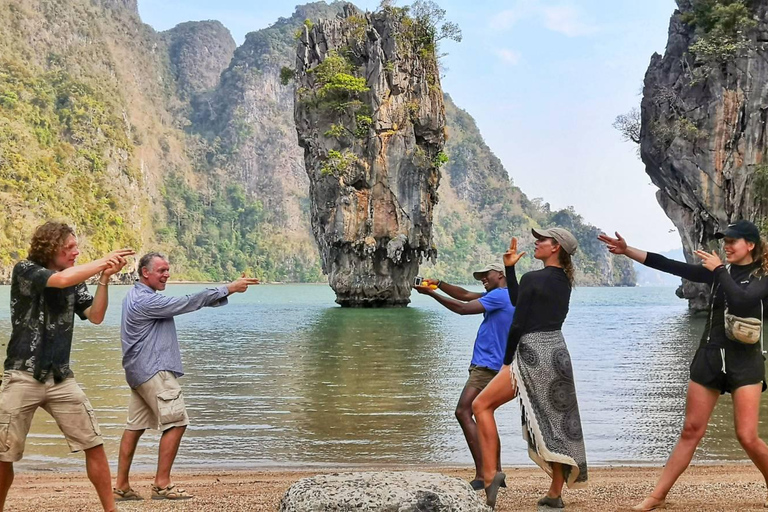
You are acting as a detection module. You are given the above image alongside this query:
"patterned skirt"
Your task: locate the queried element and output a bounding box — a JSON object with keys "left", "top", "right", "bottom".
{"left": 512, "top": 330, "right": 588, "bottom": 488}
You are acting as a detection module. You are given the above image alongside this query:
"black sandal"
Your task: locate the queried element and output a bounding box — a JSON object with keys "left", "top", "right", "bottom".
{"left": 485, "top": 472, "right": 506, "bottom": 508}
{"left": 537, "top": 495, "right": 565, "bottom": 509}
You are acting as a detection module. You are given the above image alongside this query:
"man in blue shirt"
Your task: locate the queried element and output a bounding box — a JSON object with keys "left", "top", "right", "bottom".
{"left": 414, "top": 263, "right": 514, "bottom": 490}
{"left": 113, "top": 252, "right": 258, "bottom": 502}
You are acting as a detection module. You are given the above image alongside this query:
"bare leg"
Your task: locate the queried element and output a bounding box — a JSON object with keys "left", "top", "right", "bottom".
{"left": 472, "top": 365, "right": 517, "bottom": 488}
{"left": 496, "top": 432, "right": 502, "bottom": 473}
{"left": 115, "top": 429, "right": 144, "bottom": 491}
{"left": 455, "top": 385, "right": 484, "bottom": 480}
{"left": 633, "top": 381, "right": 719, "bottom": 510}
{"left": 84, "top": 445, "right": 116, "bottom": 512}
{"left": 155, "top": 426, "right": 185, "bottom": 488}
{"left": 548, "top": 462, "right": 565, "bottom": 498}
{"left": 732, "top": 384, "right": 768, "bottom": 489}
{"left": 0, "top": 462, "right": 13, "bottom": 511}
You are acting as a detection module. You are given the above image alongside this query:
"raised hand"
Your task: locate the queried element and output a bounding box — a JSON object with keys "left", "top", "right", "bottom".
{"left": 105, "top": 248, "right": 135, "bottom": 261}
{"left": 103, "top": 255, "right": 127, "bottom": 276}
{"left": 227, "top": 273, "right": 260, "bottom": 294}
{"left": 694, "top": 249, "right": 723, "bottom": 271}
{"left": 413, "top": 284, "right": 434, "bottom": 295}
{"left": 597, "top": 232, "right": 628, "bottom": 254}
{"left": 101, "top": 248, "right": 133, "bottom": 276}
{"left": 503, "top": 237, "right": 526, "bottom": 267}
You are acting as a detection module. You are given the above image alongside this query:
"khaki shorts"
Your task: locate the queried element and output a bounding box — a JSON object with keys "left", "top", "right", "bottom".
{"left": 0, "top": 370, "right": 103, "bottom": 462}
{"left": 465, "top": 365, "right": 499, "bottom": 391}
{"left": 127, "top": 371, "right": 189, "bottom": 431}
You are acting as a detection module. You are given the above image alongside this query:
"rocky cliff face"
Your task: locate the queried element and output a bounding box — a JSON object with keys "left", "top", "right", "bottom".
{"left": 294, "top": 6, "right": 446, "bottom": 306}
{"left": 163, "top": 21, "right": 236, "bottom": 98}
{"left": 641, "top": 1, "right": 768, "bottom": 310}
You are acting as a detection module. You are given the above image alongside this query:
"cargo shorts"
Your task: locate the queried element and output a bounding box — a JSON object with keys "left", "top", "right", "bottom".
{"left": 0, "top": 370, "right": 103, "bottom": 462}
{"left": 465, "top": 365, "right": 499, "bottom": 391}
{"left": 126, "top": 371, "right": 189, "bottom": 431}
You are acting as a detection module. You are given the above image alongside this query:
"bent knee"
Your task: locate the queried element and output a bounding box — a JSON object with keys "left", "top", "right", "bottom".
{"left": 736, "top": 429, "right": 761, "bottom": 450}
{"left": 455, "top": 406, "right": 468, "bottom": 419}
{"left": 471, "top": 398, "right": 489, "bottom": 417}
{"left": 680, "top": 421, "right": 707, "bottom": 442}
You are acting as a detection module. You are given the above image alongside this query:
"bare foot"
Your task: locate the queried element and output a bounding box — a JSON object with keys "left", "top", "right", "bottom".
{"left": 631, "top": 496, "right": 665, "bottom": 511}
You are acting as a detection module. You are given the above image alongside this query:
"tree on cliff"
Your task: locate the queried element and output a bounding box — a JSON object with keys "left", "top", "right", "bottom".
{"left": 613, "top": 108, "right": 641, "bottom": 145}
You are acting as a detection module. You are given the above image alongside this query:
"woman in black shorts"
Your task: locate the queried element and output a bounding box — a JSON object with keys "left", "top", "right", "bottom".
{"left": 599, "top": 220, "right": 768, "bottom": 511}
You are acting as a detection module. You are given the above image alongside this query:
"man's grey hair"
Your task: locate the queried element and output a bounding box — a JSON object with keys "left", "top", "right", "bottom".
{"left": 138, "top": 252, "right": 167, "bottom": 274}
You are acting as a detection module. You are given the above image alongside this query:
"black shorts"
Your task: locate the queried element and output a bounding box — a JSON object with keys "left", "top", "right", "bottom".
{"left": 689, "top": 344, "right": 766, "bottom": 395}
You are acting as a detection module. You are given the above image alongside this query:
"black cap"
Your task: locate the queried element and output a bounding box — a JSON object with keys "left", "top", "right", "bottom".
{"left": 714, "top": 220, "right": 761, "bottom": 243}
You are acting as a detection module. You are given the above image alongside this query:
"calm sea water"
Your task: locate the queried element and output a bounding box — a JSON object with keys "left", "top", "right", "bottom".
{"left": 0, "top": 284, "right": 761, "bottom": 471}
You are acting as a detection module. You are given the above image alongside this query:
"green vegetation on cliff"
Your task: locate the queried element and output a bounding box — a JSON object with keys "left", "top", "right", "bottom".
{"left": 0, "top": 61, "right": 141, "bottom": 263}
{"left": 682, "top": 0, "right": 757, "bottom": 60}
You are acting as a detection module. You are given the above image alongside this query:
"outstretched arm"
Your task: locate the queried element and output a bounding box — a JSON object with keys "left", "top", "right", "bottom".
{"left": 599, "top": 232, "right": 712, "bottom": 284}
{"left": 47, "top": 249, "right": 135, "bottom": 289}
{"left": 135, "top": 274, "right": 259, "bottom": 319}
{"left": 425, "top": 279, "right": 483, "bottom": 301}
{"left": 422, "top": 290, "right": 486, "bottom": 315}
{"left": 598, "top": 232, "right": 648, "bottom": 263}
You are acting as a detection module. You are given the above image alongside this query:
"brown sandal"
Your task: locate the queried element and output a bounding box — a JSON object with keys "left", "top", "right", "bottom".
{"left": 113, "top": 487, "right": 143, "bottom": 501}
{"left": 151, "top": 483, "right": 194, "bottom": 500}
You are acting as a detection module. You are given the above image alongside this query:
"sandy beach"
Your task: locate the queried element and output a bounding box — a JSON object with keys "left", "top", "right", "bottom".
{"left": 4, "top": 464, "right": 768, "bottom": 511}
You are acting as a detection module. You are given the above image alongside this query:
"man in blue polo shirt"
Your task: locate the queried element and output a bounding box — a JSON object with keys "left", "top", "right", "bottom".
{"left": 414, "top": 263, "right": 514, "bottom": 490}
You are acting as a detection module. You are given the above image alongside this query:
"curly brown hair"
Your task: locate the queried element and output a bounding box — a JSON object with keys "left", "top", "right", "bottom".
{"left": 27, "top": 222, "right": 75, "bottom": 266}
{"left": 752, "top": 237, "right": 768, "bottom": 277}
{"left": 557, "top": 246, "right": 576, "bottom": 287}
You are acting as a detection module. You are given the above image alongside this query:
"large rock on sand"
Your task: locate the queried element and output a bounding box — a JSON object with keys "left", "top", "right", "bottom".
{"left": 279, "top": 471, "right": 489, "bottom": 512}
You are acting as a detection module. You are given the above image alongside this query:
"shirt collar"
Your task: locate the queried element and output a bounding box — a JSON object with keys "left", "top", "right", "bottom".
{"left": 134, "top": 281, "right": 157, "bottom": 293}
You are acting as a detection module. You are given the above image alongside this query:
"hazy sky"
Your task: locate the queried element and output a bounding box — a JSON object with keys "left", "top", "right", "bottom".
{"left": 139, "top": 0, "right": 681, "bottom": 252}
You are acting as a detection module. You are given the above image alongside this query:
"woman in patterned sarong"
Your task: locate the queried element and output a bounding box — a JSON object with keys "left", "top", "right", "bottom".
{"left": 473, "top": 228, "right": 588, "bottom": 509}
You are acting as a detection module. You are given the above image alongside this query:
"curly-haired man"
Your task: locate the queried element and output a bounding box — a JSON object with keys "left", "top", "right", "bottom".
{"left": 0, "top": 221, "right": 133, "bottom": 512}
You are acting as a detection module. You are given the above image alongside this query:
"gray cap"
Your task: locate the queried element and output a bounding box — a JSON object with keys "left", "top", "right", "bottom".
{"left": 473, "top": 263, "right": 505, "bottom": 280}
{"left": 531, "top": 227, "right": 578, "bottom": 255}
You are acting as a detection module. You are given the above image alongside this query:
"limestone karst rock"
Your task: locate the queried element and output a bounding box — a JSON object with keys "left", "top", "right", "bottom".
{"left": 293, "top": 6, "right": 446, "bottom": 306}
{"left": 641, "top": 1, "right": 768, "bottom": 309}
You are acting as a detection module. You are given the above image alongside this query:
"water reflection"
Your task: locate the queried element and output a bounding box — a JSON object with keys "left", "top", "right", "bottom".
{"left": 287, "top": 307, "right": 446, "bottom": 462}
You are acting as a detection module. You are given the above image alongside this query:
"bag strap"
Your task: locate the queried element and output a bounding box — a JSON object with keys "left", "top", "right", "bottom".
{"left": 708, "top": 280, "right": 717, "bottom": 343}
{"left": 761, "top": 297, "right": 765, "bottom": 355}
